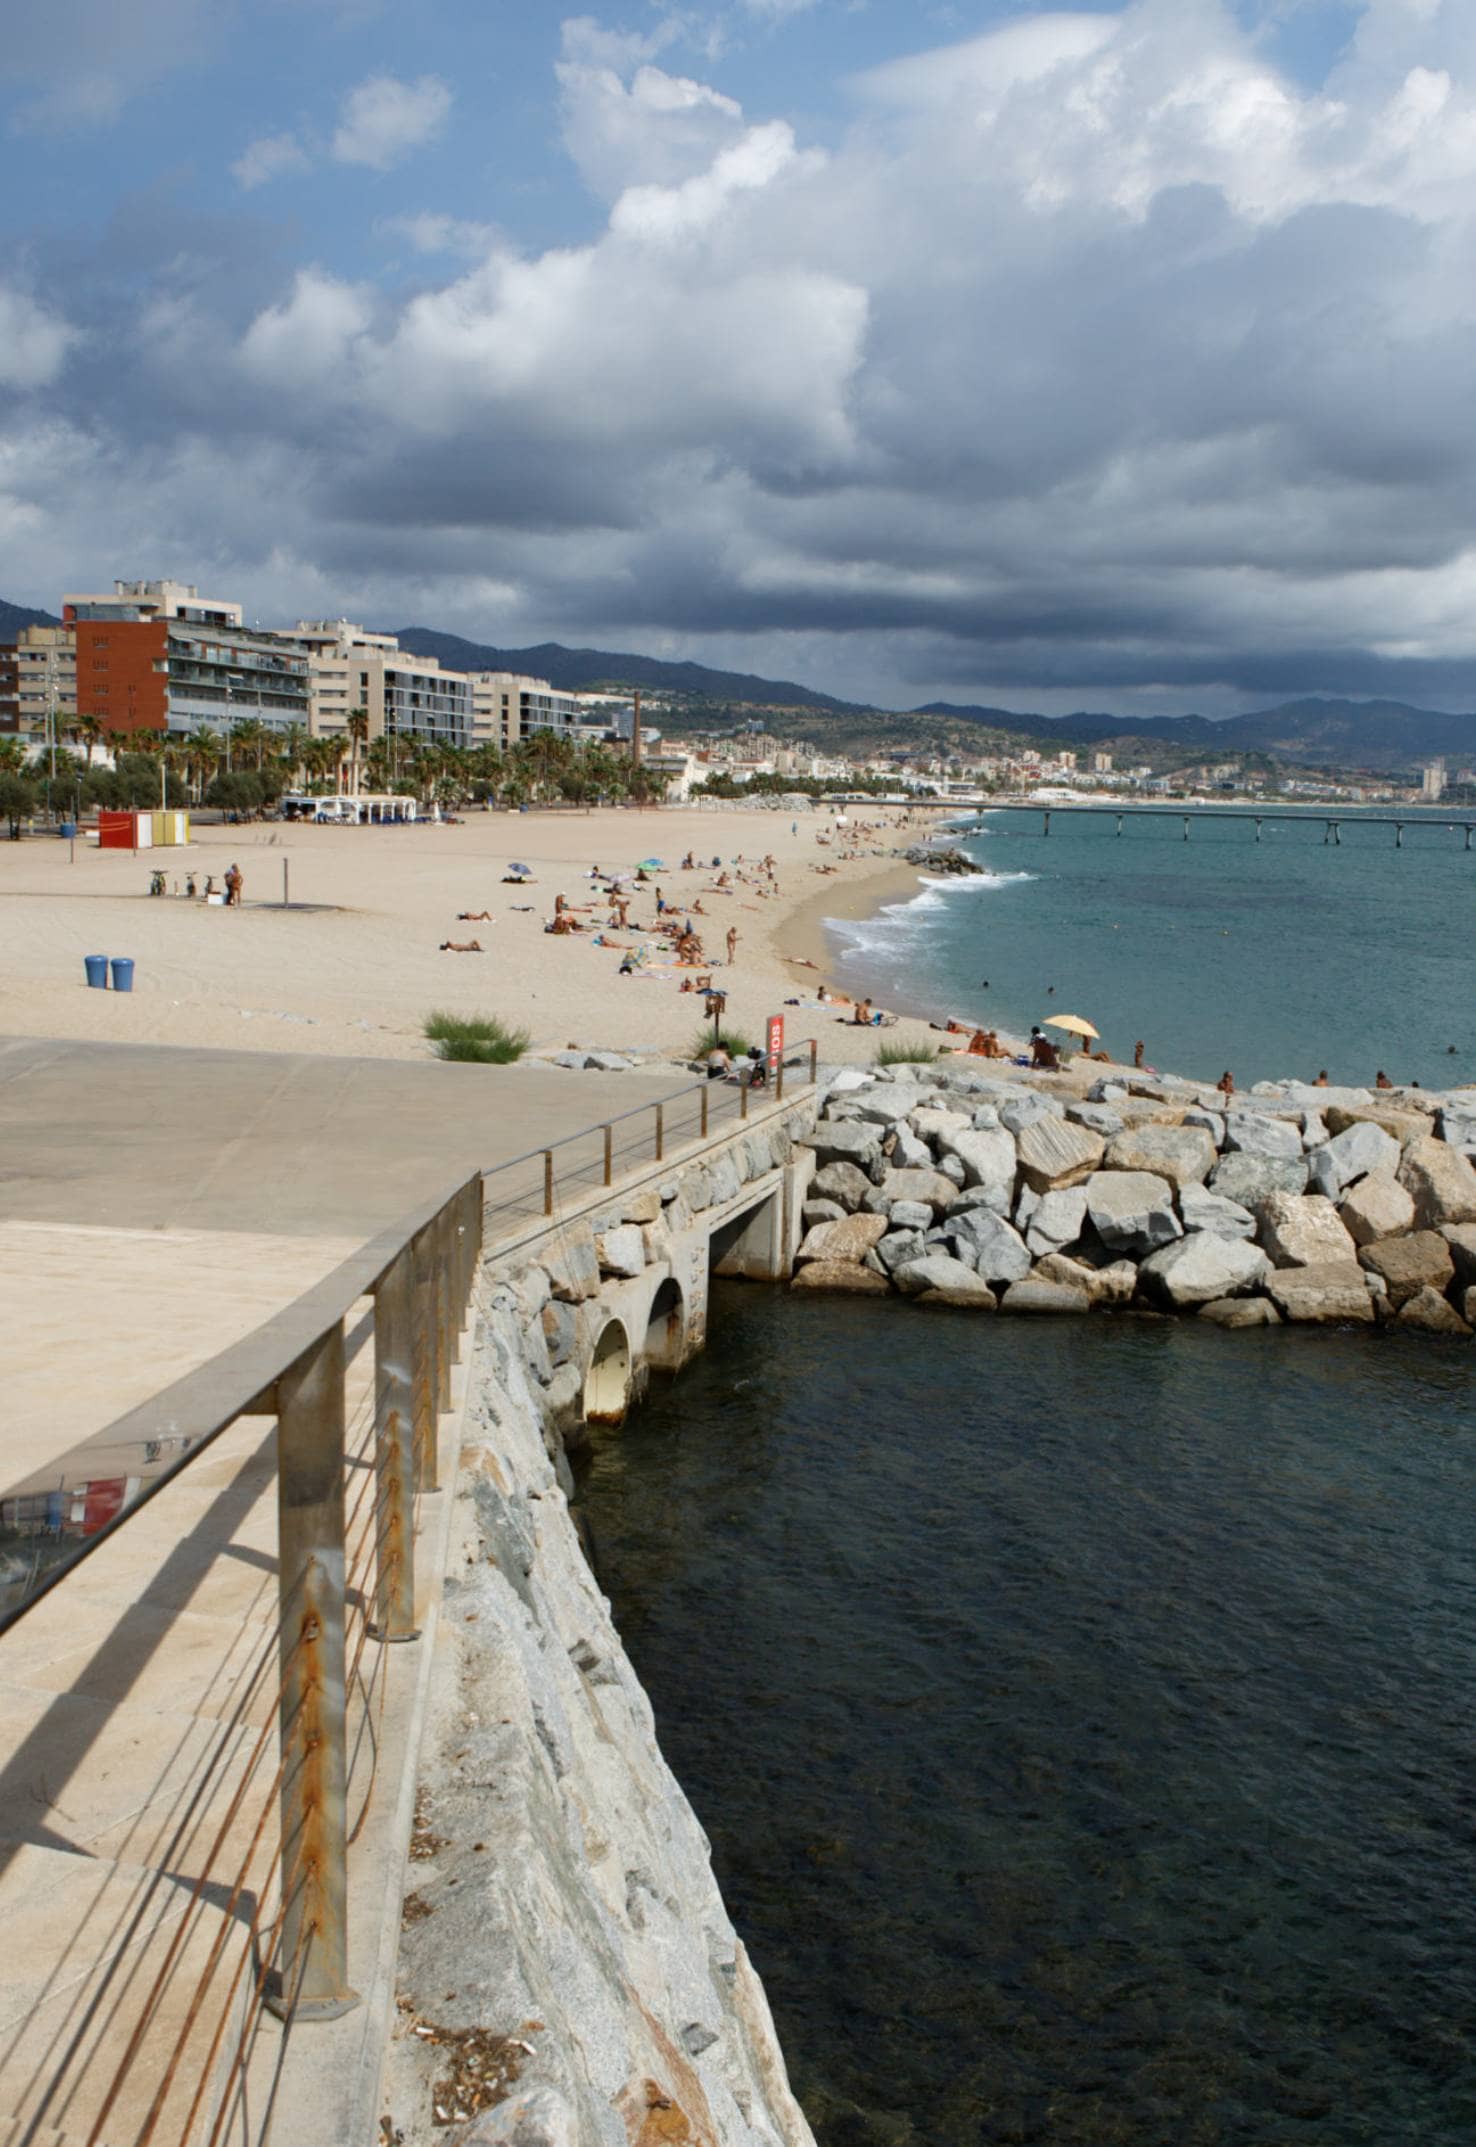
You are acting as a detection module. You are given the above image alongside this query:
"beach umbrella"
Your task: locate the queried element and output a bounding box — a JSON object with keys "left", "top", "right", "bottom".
{"left": 509, "top": 862, "right": 532, "bottom": 876}
{"left": 639, "top": 857, "right": 665, "bottom": 870}
{"left": 1044, "top": 1014, "right": 1099, "bottom": 1038}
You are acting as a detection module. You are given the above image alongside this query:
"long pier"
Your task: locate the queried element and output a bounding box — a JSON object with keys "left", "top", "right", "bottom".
{"left": 946, "top": 803, "right": 1475, "bottom": 848}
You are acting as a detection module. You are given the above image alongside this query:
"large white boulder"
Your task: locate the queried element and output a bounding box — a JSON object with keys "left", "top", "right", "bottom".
{"left": 934, "top": 1122, "right": 1018, "bottom": 1192}
{"left": 893, "top": 1253, "right": 997, "bottom": 1303}
{"left": 1222, "top": 1113, "right": 1304, "bottom": 1161}
{"left": 1338, "top": 1172, "right": 1415, "bottom": 1247}
{"left": 1208, "top": 1152, "right": 1309, "bottom": 1207}
{"left": 1015, "top": 1116, "right": 1105, "bottom": 1192}
{"left": 1104, "top": 1123, "right": 1217, "bottom": 1188}
{"left": 1179, "top": 1183, "right": 1257, "bottom": 1240}
{"left": 1398, "top": 1137, "right": 1476, "bottom": 1229}
{"left": 1265, "top": 1262, "right": 1375, "bottom": 1323}
{"left": 1085, "top": 1170, "right": 1182, "bottom": 1255}
{"left": 1023, "top": 1185, "right": 1089, "bottom": 1257}
{"left": 1140, "top": 1232, "right": 1270, "bottom": 1306}
{"left": 945, "top": 1208, "right": 1033, "bottom": 1283}
{"left": 1256, "top": 1191, "right": 1358, "bottom": 1270}
{"left": 1306, "top": 1119, "right": 1399, "bottom": 1197}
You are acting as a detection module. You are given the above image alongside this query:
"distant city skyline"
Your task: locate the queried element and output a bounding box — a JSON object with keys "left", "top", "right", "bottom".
{"left": 9, "top": 2, "right": 1476, "bottom": 717}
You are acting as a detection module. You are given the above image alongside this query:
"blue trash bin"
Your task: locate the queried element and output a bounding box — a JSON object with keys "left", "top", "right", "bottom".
{"left": 58, "top": 821, "right": 77, "bottom": 840}
{"left": 84, "top": 954, "right": 109, "bottom": 989}
{"left": 110, "top": 958, "right": 135, "bottom": 994}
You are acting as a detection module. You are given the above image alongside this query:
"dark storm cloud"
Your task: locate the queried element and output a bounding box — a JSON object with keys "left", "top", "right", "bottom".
{"left": 8, "top": 1, "right": 1476, "bottom": 713}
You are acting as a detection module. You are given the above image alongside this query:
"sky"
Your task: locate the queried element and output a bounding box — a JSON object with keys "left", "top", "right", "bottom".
{"left": 6, "top": 0, "right": 1476, "bottom": 716}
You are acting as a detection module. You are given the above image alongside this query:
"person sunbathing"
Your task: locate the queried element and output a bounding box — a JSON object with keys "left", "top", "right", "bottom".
{"left": 458, "top": 909, "right": 493, "bottom": 921}
{"left": 440, "top": 938, "right": 483, "bottom": 952}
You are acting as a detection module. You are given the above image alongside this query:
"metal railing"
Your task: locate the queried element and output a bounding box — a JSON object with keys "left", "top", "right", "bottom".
{"left": 480, "top": 1036, "right": 820, "bottom": 1243}
{"left": 0, "top": 1172, "right": 483, "bottom": 2145}
{"left": 0, "top": 1042, "right": 822, "bottom": 2143}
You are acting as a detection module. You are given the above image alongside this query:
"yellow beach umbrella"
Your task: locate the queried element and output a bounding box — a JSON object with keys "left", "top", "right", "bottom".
{"left": 1044, "top": 1014, "right": 1099, "bottom": 1039}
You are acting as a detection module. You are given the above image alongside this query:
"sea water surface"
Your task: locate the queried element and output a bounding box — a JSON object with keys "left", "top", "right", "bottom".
{"left": 825, "top": 809, "right": 1476, "bottom": 1089}
{"left": 576, "top": 1286, "right": 1476, "bottom": 2147}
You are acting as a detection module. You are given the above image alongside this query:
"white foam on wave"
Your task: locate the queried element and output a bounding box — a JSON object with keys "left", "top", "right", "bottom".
{"left": 823, "top": 865, "right": 1036, "bottom": 965}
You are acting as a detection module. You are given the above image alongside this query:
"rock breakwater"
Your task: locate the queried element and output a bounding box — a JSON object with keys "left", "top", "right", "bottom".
{"left": 795, "top": 1064, "right": 1476, "bottom": 1333}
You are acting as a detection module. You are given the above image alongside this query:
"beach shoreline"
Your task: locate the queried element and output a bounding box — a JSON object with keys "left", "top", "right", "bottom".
{"left": 0, "top": 804, "right": 945, "bottom": 1071}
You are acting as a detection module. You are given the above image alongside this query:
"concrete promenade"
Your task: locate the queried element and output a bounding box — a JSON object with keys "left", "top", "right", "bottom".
{"left": 0, "top": 1034, "right": 702, "bottom": 1473}
{"left": 0, "top": 1033, "right": 729, "bottom": 2145}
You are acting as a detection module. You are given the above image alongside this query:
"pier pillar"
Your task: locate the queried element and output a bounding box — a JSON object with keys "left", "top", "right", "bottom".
{"left": 1255, "top": 819, "right": 1262, "bottom": 842}
{"left": 1182, "top": 816, "right": 1190, "bottom": 841}
{"left": 1042, "top": 811, "right": 1051, "bottom": 837}
{"left": 1396, "top": 823, "right": 1403, "bottom": 848}
{"left": 1115, "top": 815, "right": 1123, "bottom": 837}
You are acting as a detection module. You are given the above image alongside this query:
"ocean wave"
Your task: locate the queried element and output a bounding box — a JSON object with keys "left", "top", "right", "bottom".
{"left": 823, "top": 866, "right": 1036, "bottom": 965}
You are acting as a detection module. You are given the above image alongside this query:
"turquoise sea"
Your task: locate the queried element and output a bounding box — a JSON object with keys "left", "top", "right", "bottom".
{"left": 824, "top": 808, "right": 1476, "bottom": 1090}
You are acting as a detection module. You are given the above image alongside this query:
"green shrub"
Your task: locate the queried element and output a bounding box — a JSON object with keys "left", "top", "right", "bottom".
{"left": 875, "top": 1034, "right": 939, "bottom": 1065}
{"left": 689, "top": 1021, "right": 754, "bottom": 1060}
{"left": 424, "top": 1010, "right": 531, "bottom": 1064}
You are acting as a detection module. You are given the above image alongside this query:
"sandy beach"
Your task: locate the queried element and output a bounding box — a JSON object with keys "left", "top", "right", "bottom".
{"left": 0, "top": 804, "right": 948, "bottom": 1070}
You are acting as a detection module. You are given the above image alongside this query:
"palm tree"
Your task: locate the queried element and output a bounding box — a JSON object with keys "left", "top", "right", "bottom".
{"left": 277, "top": 722, "right": 310, "bottom": 788}
{"left": 75, "top": 714, "right": 106, "bottom": 769}
{"left": 231, "top": 717, "right": 269, "bottom": 772}
{"left": 346, "top": 708, "right": 370, "bottom": 798}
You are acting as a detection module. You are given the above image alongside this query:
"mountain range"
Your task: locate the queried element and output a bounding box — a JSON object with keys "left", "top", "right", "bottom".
{"left": 3, "top": 597, "right": 1472, "bottom": 771}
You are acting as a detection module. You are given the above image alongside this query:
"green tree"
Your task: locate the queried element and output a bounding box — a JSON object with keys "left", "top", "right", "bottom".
{"left": 0, "top": 770, "right": 39, "bottom": 836}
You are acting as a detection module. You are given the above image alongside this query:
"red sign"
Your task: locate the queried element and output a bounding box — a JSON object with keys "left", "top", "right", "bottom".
{"left": 767, "top": 1013, "right": 784, "bottom": 1073}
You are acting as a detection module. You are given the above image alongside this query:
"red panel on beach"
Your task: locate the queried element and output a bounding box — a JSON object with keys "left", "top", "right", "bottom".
{"left": 97, "top": 811, "right": 136, "bottom": 849}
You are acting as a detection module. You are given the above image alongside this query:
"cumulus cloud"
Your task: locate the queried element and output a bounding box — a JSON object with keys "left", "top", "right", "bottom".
{"left": 0, "top": 288, "right": 76, "bottom": 388}
{"left": 17, "top": 2, "right": 1476, "bottom": 713}
{"left": 331, "top": 73, "right": 451, "bottom": 170}
{"left": 233, "top": 131, "right": 312, "bottom": 189}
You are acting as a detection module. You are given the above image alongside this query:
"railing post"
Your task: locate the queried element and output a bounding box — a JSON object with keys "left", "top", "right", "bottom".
{"left": 462, "top": 1175, "right": 483, "bottom": 1318}
{"left": 654, "top": 1103, "right": 665, "bottom": 1161}
{"left": 603, "top": 1125, "right": 613, "bottom": 1186}
{"left": 740, "top": 1080, "right": 749, "bottom": 1121}
{"left": 543, "top": 1149, "right": 554, "bottom": 1215}
{"left": 775, "top": 1054, "right": 785, "bottom": 1101}
{"left": 411, "top": 1224, "right": 440, "bottom": 1495}
{"left": 370, "top": 1246, "right": 418, "bottom": 1643}
{"left": 809, "top": 1038, "right": 818, "bottom": 1086}
{"left": 269, "top": 1321, "right": 358, "bottom": 2021}
{"left": 700, "top": 1084, "right": 709, "bottom": 1138}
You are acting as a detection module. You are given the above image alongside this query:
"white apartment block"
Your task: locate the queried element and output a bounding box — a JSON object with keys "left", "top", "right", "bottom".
{"left": 65, "top": 579, "right": 245, "bottom": 628}
{"left": 470, "top": 672, "right": 593, "bottom": 748}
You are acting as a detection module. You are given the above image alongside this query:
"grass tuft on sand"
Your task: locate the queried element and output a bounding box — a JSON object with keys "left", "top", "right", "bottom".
{"left": 689, "top": 1021, "right": 754, "bottom": 1060}
{"left": 424, "top": 1010, "right": 531, "bottom": 1064}
{"left": 875, "top": 1034, "right": 940, "bottom": 1065}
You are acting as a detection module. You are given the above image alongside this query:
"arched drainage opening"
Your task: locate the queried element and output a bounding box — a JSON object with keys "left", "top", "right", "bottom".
{"left": 644, "top": 1277, "right": 687, "bottom": 1374}
{"left": 583, "top": 1318, "right": 633, "bottom": 1425}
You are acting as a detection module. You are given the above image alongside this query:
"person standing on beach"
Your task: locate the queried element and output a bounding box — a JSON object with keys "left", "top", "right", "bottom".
{"left": 224, "top": 863, "right": 243, "bottom": 908}
{"left": 726, "top": 926, "right": 738, "bottom": 965}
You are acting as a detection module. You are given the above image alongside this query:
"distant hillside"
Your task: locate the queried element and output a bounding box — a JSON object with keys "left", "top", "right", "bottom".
{"left": 914, "top": 696, "right": 1476, "bottom": 771}
{"left": 394, "top": 627, "right": 865, "bottom": 714}
{"left": 0, "top": 598, "right": 60, "bottom": 639}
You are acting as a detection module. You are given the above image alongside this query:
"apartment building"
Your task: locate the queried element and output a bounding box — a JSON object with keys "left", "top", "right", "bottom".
{"left": 470, "top": 672, "right": 593, "bottom": 748}
{"left": 59, "top": 580, "right": 310, "bottom": 739}
{"left": 0, "top": 641, "right": 18, "bottom": 732}
{"left": 14, "top": 626, "right": 77, "bottom": 740}
{"left": 287, "top": 621, "right": 401, "bottom": 738}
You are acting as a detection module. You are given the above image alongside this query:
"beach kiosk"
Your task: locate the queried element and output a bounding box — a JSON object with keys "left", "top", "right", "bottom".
{"left": 97, "top": 809, "right": 191, "bottom": 850}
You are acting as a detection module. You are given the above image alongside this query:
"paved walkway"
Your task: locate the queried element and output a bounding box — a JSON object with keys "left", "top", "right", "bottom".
{"left": 0, "top": 1033, "right": 722, "bottom": 2145}
{"left": 0, "top": 1034, "right": 695, "bottom": 1478}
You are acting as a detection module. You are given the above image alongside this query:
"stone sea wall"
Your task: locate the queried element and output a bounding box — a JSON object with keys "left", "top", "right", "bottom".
{"left": 386, "top": 1132, "right": 818, "bottom": 2147}
{"left": 795, "top": 1064, "right": 1476, "bottom": 1333}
